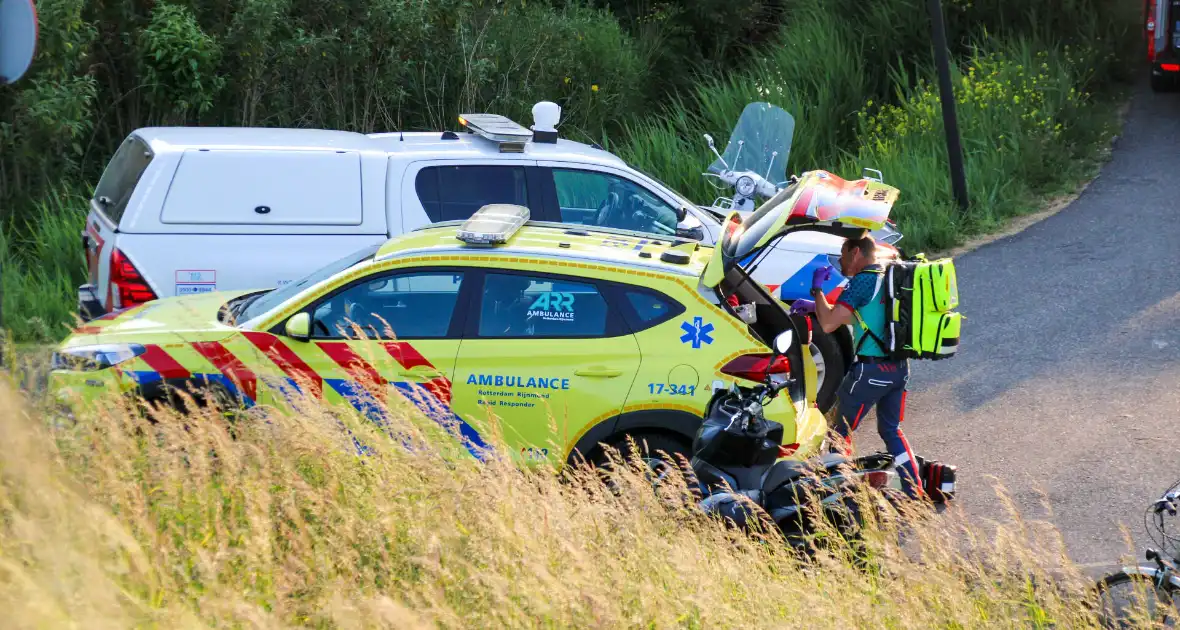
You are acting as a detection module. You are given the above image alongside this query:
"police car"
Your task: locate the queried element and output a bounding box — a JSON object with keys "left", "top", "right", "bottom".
{"left": 52, "top": 176, "right": 899, "bottom": 467}
{"left": 76, "top": 102, "right": 898, "bottom": 413}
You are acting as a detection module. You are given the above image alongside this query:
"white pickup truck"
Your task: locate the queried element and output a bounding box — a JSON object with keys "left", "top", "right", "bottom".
{"left": 77, "top": 102, "right": 900, "bottom": 410}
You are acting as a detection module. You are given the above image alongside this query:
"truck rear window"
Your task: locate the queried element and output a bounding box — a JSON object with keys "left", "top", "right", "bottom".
{"left": 94, "top": 135, "right": 153, "bottom": 225}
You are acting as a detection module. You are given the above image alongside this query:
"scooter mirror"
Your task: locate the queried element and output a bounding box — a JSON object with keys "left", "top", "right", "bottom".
{"left": 773, "top": 330, "right": 794, "bottom": 355}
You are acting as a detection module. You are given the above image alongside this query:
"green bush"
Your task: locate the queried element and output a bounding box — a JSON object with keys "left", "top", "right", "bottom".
{"left": 611, "top": 1, "right": 871, "bottom": 204}
{"left": 0, "top": 188, "right": 88, "bottom": 343}
{"left": 140, "top": 4, "right": 226, "bottom": 120}
{"left": 0, "top": 0, "right": 96, "bottom": 213}
{"left": 841, "top": 38, "right": 1120, "bottom": 251}
{"left": 0, "top": 0, "right": 1136, "bottom": 342}
{"left": 613, "top": 0, "right": 1132, "bottom": 253}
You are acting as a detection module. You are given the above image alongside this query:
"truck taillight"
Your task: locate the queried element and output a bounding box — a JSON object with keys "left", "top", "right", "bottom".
{"left": 1149, "top": 19, "right": 1157, "bottom": 61}
{"left": 719, "top": 353, "right": 790, "bottom": 382}
{"left": 110, "top": 248, "right": 157, "bottom": 308}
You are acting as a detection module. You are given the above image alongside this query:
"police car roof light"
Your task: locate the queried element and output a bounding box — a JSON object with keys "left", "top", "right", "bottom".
{"left": 459, "top": 113, "right": 533, "bottom": 153}
{"left": 456, "top": 204, "right": 530, "bottom": 245}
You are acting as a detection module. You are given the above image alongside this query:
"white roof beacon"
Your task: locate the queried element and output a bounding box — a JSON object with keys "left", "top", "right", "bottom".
{"left": 456, "top": 204, "right": 530, "bottom": 246}
{"left": 530, "top": 101, "right": 560, "bottom": 144}
{"left": 458, "top": 113, "right": 533, "bottom": 153}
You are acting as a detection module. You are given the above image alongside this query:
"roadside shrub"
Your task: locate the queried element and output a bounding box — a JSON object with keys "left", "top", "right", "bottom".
{"left": 843, "top": 38, "right": 1118, "bottom": 251}
{"left": 596, "top": 0, "right": 789, "bottom": 98}
{"left": 0, "top": 0, "right": 96, "bottom": 210}
{"left": 139, "top": 4, "right": 226, "bottom": 121}
{"left": 446, "top": 2, "right": 647, "bottom": 142}
{"left": 612, "top": 1, "right": 870, "bottom": 204}
{"left": 0, "top": 188, "right": 88, "bottom": 344}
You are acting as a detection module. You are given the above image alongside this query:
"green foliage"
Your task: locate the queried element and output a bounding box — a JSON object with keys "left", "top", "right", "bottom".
{"left": 0, "top": 0, "right": 96, "bottom": 209}
{"left": 0, "top": 0, "right": 1137, "bottom": 342}
{"left": 139, "top": 4, "right": 226, "bottom": 119}
{"left": 611, "top": 2, "right": 871, "bottom": 204}
{"left": 842, "top": 38, "right": 1121, "bottom": 251}
{"left": 593, "top": 0, "right": 788, "bottom": 97}
{"left": 0, "top": 188, "right": 88, "bottom": 343}
{"left": 614, "top": 0, "right": 1133, "bottom": 252}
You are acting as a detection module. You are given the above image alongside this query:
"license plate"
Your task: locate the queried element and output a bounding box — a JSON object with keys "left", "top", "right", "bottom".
{"left": 77, "top": 284, "right": 102, "bottom": 321}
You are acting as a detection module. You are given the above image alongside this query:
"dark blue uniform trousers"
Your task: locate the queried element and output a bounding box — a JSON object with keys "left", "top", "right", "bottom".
{"left": 833, "top": 359, "right": 922, "bottom": 498}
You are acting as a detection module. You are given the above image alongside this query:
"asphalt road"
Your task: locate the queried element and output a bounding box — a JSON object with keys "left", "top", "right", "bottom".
{"left": 858, "top": 78, "right": 1180, "bottom": 568}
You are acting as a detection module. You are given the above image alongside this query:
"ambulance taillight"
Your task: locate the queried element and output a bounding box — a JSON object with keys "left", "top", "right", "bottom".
{"left": 719, "top": 353, "right": 791, "bottom": 382}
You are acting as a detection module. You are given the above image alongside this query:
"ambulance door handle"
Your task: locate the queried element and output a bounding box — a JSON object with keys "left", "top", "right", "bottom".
{"left": 574, "top": 367, "right": 623, "bottom": 378}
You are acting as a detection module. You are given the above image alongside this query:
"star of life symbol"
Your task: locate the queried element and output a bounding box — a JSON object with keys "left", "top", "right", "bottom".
{"left": 680, "top": 316, "right": 715, "bottom": 349}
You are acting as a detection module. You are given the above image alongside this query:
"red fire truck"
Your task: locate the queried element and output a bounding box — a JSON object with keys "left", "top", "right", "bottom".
{"left": 1146, "top": 0, "right": 1180, "bottom": 91}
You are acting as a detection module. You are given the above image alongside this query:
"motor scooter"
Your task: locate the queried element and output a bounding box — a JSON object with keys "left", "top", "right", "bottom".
{"left": 683, "top": 328, "right": 905, "bottom": 549}
{"left": 698, "top": 101, "right": 905, "bottom": 249}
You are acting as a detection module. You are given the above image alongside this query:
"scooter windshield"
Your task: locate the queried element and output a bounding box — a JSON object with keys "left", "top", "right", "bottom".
{"left": 708, "top": 102, "right": 796, "bottom": 185}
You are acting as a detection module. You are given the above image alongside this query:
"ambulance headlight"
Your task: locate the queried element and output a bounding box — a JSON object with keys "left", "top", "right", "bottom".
{"left": 52, "top": 343, "right": 146, "bottom": 371}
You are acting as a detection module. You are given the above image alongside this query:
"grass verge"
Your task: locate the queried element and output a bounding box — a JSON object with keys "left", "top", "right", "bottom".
{"left": 0, "top": 379, "right": 1160, "bottom": 628}
{"left": 0, "top": 186, "right": 88, "bottom": 344}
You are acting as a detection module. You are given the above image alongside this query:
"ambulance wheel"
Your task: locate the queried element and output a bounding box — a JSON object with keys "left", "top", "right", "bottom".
{"left": 1152, "top": 70, "right": 1174, "bottom": 93}
{"left": 594, "top": 432, "right": 689, "bottom": 479}
{"left": 811, "top": 329, "right": 845, "bottom": 413}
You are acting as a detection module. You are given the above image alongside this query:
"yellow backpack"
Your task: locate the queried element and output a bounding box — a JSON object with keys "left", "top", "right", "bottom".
{"left": 855, "top": 254, "right": 962, "bottom": 361}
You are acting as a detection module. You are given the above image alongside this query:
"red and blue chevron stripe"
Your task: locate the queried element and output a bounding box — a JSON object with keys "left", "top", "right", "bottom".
{"left": 124, "top": 337, "right": 488, "bottom": 458}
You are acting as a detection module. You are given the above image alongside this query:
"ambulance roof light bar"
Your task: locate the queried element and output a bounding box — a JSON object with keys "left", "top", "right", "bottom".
{"left": 458, "top": 113, "right": 533, "bottom": 153}
{"left": 456, "top": 204, "right": 530, "bottom": 245}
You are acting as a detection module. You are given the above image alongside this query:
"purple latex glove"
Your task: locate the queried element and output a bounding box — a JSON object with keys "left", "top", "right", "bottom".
{"left": 812, "top": 265, "right": 834, "bottom": 292}
{"left": 789, "top": 299, "right": 816, "bottom": 316}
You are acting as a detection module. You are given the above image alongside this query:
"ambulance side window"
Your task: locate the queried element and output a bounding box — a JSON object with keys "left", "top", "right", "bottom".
{"left": 311, "top": 271, "right": 465, "bottom": 340}
{"left": 477, "top": 273, "right": 614, "bottom": 338}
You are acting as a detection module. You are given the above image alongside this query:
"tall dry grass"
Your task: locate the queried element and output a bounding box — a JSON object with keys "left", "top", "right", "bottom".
{"left": 0, "top": 377, "right": 1149, "bottom": 628}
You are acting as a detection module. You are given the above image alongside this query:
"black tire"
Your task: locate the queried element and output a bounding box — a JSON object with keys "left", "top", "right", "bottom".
{"left": 600, "top": 432, "right": 690, "bottom": 468}
{"left": 810, "top": 327, "right": 846, "bottom": 413}
{"left": 1094, "top": 570, "right": 1180, "bottom": 628}
{"left": 1152, "top": 70, "right": 1174, "bottom": 93}
{"left": 589, "top": 432, "right": 693, "bottom": 496}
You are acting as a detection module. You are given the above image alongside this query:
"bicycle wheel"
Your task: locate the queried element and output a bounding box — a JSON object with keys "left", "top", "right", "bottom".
{"left": 1095, "top": 570, "right": 1180, "bottom": 628}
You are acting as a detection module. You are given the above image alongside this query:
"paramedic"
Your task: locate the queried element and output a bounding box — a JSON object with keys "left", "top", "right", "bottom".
{"left": 789, "top": 234, "right": 922, "bottom": 498}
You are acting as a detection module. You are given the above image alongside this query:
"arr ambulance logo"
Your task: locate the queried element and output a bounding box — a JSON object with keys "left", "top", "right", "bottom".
{"left": 527, "top": 291, "right": 576, "bottom": 321}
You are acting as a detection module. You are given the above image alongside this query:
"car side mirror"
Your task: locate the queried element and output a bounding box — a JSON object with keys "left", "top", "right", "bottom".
{"left": 675, "top": 208, "right": 704, "bottom": 242}
{"left": 285, "top": 312, "right": 311, "bottom": 342}
{"left": 773, "top": 329, "right": 794, "bottom": 356}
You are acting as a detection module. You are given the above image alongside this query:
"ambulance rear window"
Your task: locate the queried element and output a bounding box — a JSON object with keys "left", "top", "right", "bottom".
{"left": 621, "top": 288, "right": 684, "bottom": 332}
{"left": 93, "top": 135, "right": 153, "bottom": 225}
